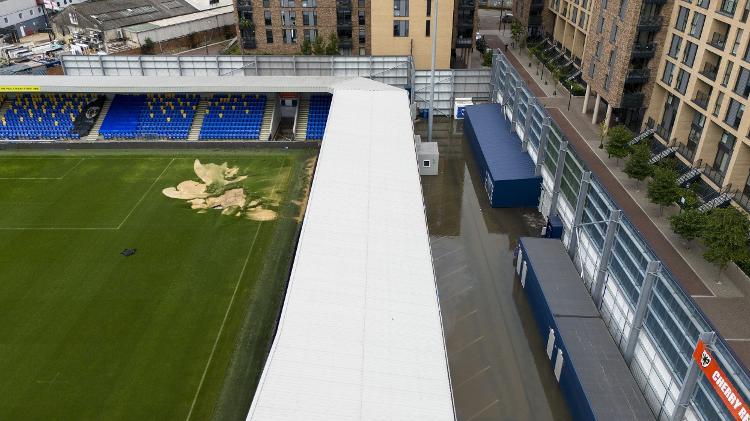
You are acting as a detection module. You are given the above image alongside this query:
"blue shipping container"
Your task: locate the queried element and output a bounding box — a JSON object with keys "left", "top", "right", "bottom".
{"left": 463, "top": 103, "right": 542, "bottom": 208}
{"left": 516, "top": 237, "right": 654, "bottom": 421}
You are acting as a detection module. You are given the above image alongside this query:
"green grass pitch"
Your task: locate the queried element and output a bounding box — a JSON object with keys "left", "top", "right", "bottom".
{"left": 0, "top": 149, "right": 315, "bottom": 420}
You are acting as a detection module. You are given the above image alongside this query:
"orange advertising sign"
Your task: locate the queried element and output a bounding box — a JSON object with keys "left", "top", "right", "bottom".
{"left": 693, "top": 340, "right": 750, "bottom": 421}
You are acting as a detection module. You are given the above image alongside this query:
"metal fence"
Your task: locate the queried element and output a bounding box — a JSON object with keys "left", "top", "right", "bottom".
{"left": 493, "top": 51, "right": 750, "bottom": 421}
{"left": 61, "top": 54, "right": 492, "bottom": 115}
{"left": 61, "top": 55, "right": 412, "bottom": 88}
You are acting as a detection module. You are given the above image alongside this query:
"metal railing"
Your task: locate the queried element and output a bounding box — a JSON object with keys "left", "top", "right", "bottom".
{"left": 699, "top": 63, "right": 719, "bottom": 81}
{"left": 676, "top": 141, "right": 697, "bottom": 162}
{"left": 692, "top": 91, "right": 711, "bottom": 109}
{"left": 702, "top": 162, "right": 726, "bottom": 187}
{"left": 734, "top": 189, "right": 750, "bottom": 214}
{"left": 708, "top": 33, "right": 728, "bottom": 50}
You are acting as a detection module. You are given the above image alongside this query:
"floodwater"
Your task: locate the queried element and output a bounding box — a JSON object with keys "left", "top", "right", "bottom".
{"left": 417, "top": 119, "right": 571, "bottom": 421}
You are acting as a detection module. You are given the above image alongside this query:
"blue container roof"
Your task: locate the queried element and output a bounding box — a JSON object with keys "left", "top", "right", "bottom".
{"left": 464, "top": 103, "right": 538, "bottom": 181}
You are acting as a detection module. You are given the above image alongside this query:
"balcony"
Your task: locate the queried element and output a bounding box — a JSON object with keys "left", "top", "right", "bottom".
{"left": 703, "top": 162, "right": 727, "bottom": 187}
{"left": 676, "top": 141, "right": 697, "bottom": 162}
{"left": 733, "top": 189, "right": 750, "bottom": 214}
{"left": 637, "top": 15, "right": 663, "bottom": 32}
{"left": 631, "top": 43, "right": 656, "bottom": 59}
{"left": 626, "top": 68, "right": 650, "bottom": 84}
{"left": 621, "top": 92, "right": 645, "bottom": 108}
{"left": 699, "top": 63, "right": 719, "bottom": 81}
{"left": 692, "top": 91, "right": 711, "bottom": 109}
{"left": 456, "top": 36, "right": 473, "bottom": 48}
{"left": 708, "top": 33, "right": 727, "bottom": 51}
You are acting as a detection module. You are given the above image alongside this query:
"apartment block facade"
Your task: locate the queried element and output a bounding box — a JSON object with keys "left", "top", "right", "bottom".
{"left": 234, "top": 0, "right": 475, "bottom": 70}
{"left": 514, "top": 0, "right": 670, "bottom": 128}
{"left": 643, "top": 0, "right": 750, "bottom": 213}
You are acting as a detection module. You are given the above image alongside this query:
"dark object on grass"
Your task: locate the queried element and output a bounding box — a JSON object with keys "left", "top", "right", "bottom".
{"left": 121, "top": 248, "right": 136, "bottom": 257}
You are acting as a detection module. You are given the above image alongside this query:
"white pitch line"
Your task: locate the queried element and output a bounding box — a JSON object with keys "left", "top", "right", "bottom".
{"left": 116, "top": 158, "right": 174, "bottom": 229}
{"left": 59, "top": 158, "right": 86, "bottom": 179}
{"left": 184, "top": 163, "right": 291, "bottom": 421}
{"left": 0, "top": 227, "right": 117, "bottom": 230}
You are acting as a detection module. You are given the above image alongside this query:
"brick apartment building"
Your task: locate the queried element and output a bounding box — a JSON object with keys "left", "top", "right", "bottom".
{"left": 234, "top": 0, "right": 476, "bottom": 69}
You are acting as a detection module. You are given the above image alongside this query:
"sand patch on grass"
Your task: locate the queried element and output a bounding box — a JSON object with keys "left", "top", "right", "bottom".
{"left": 162, "top": 159, "right": 278, "bottom": 221}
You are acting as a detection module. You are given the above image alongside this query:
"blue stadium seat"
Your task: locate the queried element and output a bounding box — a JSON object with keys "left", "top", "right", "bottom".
{"left": 306, "top": 94, "right": 332, "bottom": 140}
{"left": 99, "top": 93, "right": 199, "bottom": 140}
{"left": 0, "top": 93, "right": 94, "bottom": 140}
{"left": 199, "top": 94, "right": 266, "bottom": 140}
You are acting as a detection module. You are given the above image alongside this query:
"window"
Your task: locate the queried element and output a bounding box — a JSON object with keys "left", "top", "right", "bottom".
{"left": 697, "top": 0, "right": 710, "bottom": 7}
{"left": 608, "top": 48, "right": 617, "bottom": 66}
{"left": 668, "top": 34, "right": 682, "bottom": 58}
{"left": 735, "top": 66, "right": 750, "bottom": 97}
{"left": 595, "top": 40, "right": 602, "bottom": 58}
{"left": 604, "top": 74, "right": 611, "bottom": 90}
{"left": 682, "top": 42, "right": 697, "bottom": 66}
{"left": 688, "top": 13, "right": 705, "bottom": 38}
{"left": 713, "top": 131, "right": 736, "bottom": 174}
{"left": 725, "top": 98, "right": 745, "bottom": 128}
{"left": 425, "top": 20, "right": 430, "bottom": 36}
{"left": 281, "top": 0, "right": 295, "bottom": 6}
{"left": 283, "top": 28, "right": 297, "bottom": 43}
{"left": 723, "top": 61, "right": 734, "bottom": 86}
{"left": 743, "top": 0, "right": 750, "bottom": 22}
{"left": 358, "top": 10, "right": 365, "bottom": 25}
{"left": 733, "top": 29, "right": 743, "bottom": 55}
{"left": 618, "top": 0, "right": 628, "bottom": 18}
{"left": 427, "top": 0, "right": 431, "bottom": 16}
{"left": 304, "top": 28, "right": 316, "bottom": 41}
{"left": 263, "top": 0, "right": 270, "bottom": 6}
{"left": 713, "top": 91, "right": 724, "bottom": 116}
{"left": 302, "top": 10, "right": 317, "bottom": 26}
{"left": 266, "top": 29, "right": 273, "bottom": 43}
{"left": 720, "top": 0, "right": 738, "bottom": 16}
{"left": 359, "top": 0, "right": 365, "bottom": 6}
{"left": 69, "top": 12, "right": 77, "bottom": 25}
{"left": 596, "top": 15, "right": 604, "bottom": 33}
{"left": 663, "top": 61, "right": 675, "bottom": 84}
{"left": 602, "top": 0, "right": 608, "bottom": 8}
{"left": 281, "top": 10, "right": 296, "bottom": 26}
{"left": 301, "top": 0, "right": 317, "bottom": 6}
{"left": 393, "top": 20, "right": 408, "bottom": 36}
{"left": 359, "top": 47, "right": 366, "bottom": 55}
{"left": 675, "top": 7, "right": 688, "bottom": 32}
{"left": 589, "top": 62, "right": 596, "bottom": 78}
{"left": 676, "top": 68, "right": 690, "bottom": 93}
{"left": 359, "top": 27, "right": 365, "bottom": 43}
{"left": 610, "top": 23, "right": 618, "bottom": 42}
{"left": 423, "top": 160, "right": 431, "bottom": 168}
{"left": 394, "top": 0, "right": 409, "bottom": 17}
{"left": 264, "top": 10, "right": 272, "bottom": 25}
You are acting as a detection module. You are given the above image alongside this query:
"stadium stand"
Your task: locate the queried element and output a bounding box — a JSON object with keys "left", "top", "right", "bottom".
{"left": 305, "top": 94, "right": 331, "bottom": 140}
{"left": 99, "top": 94, "right": 199, "bottom": 140}
{"left": 0, "top": 93, "right": 95, "bottom": 140}
{"left": 199, "top": 94, "right": 266, "bottom": 140}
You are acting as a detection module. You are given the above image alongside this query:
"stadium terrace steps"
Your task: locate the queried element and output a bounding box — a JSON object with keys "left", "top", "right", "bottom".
{"left": 0, "top": 93, "right": 94, "bottom": 140}
{"left": 259, "top": 94, "right": 275, "bottom": 141}
{"left": 305, "top": 94, "right": 331, "bottom": 140}
{"left": 85, "top": 97, "right": 111, "bottom": 141}
{"left": 99, "top": 94, "right": 200, "bottom": 140}
{"left": 187, "top": 99, "right": 208, "bottom": 142}
{"left": 199, "top": 94, "right": 266, "bottom": 140}
{"left": 294, "top": 97, "right": 309, "bottom": 142}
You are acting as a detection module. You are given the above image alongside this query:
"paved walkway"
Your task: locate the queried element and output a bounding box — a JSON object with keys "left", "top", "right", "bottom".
{"left": 497, "top": 35, "right": 750, "bottom": 369}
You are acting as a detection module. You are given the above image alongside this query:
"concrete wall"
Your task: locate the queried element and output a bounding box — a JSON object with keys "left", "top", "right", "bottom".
{"left": 370, "top": 0, "right": 453, "bottom": 70}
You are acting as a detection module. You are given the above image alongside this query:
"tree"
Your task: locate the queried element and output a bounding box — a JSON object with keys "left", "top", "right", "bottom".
{"left": 325, "top": 33, "right": 339, "bottom": 55}
{"left": 624, "top": 142, "right": 653, "bottom": 186}
{"left": 476, "top": 36, "right": 488, "bottom": 54}
{"left": 598, "top": 121, "right": 607, "bottom": 149}
{"left": 678, "top": 187, "right": 700, "bottom": 210}
{"left": 482, "top": 51, "right": 493, "bottom": 67}
{"left": 702, "top": 206, "right": 750, "bottom": 283}
{"left": 142, "top": 38, "right": 155, "bottom": 55}
{"left": 550, "top": 66, "right": 563, "bottom": 95}
{"left": 605, "top": 124, "right": 633, "bottom": 163}
{"left": 312, "top": 36, "right": 326, "bottom": 55}
{"left": 510, "top": 22, "right": 525, "bottom": 49}
{"left": 670, "top": 209, "right": 707, "bottom": 248}
{"left": 647, "top": 165, "right": 680, "bottom": 215}
{"left": 300, "top": 38, "right": 312, "bottom": 55}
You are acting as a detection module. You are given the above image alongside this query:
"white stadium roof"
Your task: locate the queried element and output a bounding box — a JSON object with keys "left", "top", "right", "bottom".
{"left": 0, "top": 76, "right": 455, "bottom": 420}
